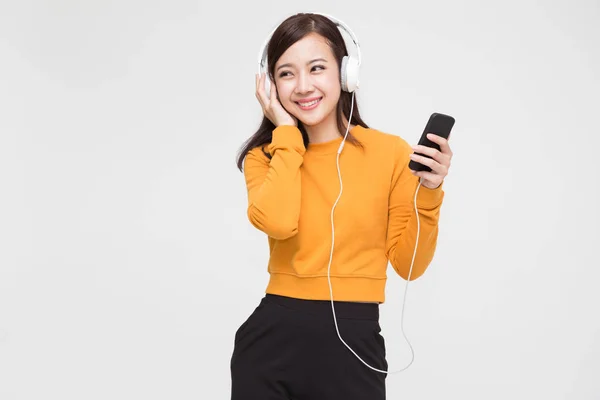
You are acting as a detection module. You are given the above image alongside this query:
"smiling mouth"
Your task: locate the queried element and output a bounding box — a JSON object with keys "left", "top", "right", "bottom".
{"left": 295, "top": 97, "right": 323, "bottom": 110}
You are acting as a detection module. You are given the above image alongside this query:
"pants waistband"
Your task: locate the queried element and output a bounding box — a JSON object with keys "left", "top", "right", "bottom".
{"left": 264, "top": 294, "right": 379, "bottom": 321}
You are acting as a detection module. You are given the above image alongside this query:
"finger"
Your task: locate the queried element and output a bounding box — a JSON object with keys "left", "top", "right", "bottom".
{"left": 427, "top": 133, "right": 452, "bottom": 155}
{"left": 412, "top": 170, "right": 443, "bottom": 187}
{"left": 269, "top": 76, "right": 277, "bottom": 102}
{"left": 255, "top": 73, "right": 263, "bottom": 95}
{"left": 256, "top": 73, "right": 267, "bottom": 106}
{"left": 412, "top": 145, "right": 444, "bottom": 163}
{"left": 409, "top": 153, "right": 447, "bottom": 175}
{"left": 412, "top": 145, "right": 451, "bottom": 168}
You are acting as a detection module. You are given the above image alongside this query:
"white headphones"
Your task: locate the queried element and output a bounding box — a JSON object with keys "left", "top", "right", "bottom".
{"left": 257, "top": 12, "right": 362, "bottom": 93}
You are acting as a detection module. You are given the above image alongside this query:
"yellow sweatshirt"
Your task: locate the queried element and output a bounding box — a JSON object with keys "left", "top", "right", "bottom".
{"left": 243, "top": 124, "right": 444, "bottom": 303}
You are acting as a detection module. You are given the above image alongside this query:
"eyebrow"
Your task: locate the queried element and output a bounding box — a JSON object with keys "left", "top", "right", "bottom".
{"left": 276, "top": 58, "right": 328, "bottom": 71}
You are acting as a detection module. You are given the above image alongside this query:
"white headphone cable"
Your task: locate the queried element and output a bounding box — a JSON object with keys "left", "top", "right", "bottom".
{"left": 330, "top": 90, "right": 422, "bottom": 374}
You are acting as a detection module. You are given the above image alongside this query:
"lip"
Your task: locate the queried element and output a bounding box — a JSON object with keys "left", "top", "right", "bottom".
{"left": 295, "top": 96, "right": 323, "bottom": 111}
{"left": 295, "top": 96, "right": 322, "bottom": 103}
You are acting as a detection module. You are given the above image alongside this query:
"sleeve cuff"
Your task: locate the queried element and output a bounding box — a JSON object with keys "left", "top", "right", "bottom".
{"left": 416, "top": 180, "right": 445, "bottom": 208}
{"left": 267, "top": 125, "right": 306, "bottom": 156}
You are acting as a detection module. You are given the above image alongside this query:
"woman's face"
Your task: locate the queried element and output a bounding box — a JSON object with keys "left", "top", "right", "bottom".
{"left": 273, "top": 33, "right": 341, "bottom": 128}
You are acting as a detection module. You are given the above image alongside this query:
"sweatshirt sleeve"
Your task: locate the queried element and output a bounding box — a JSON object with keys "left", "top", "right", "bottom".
{"left": 385, "top": 136, "right": 445, "bottom": 280}
{"left": 243, "top": 125, "right": 306, "bottom": 240}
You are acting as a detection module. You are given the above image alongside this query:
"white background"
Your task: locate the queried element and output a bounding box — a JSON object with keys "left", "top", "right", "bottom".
{"left": 1, "top": 0, "right": 599, "bottom": 399}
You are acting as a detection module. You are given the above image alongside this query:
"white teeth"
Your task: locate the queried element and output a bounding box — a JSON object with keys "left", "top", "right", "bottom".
{"left": 298, "top": 98, "right": 321, "bottom": 107}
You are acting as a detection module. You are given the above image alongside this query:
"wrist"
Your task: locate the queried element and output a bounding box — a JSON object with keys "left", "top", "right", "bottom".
{"left": 268, "top": 125, "right": 306, "bottom": 156}
{"left": 420, "top": 178, "right": 442, "bottom": 190}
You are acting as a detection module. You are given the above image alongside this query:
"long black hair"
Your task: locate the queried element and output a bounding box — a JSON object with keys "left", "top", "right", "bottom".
{"left": 236, "top": 13, "right": 369, "bottom": 171}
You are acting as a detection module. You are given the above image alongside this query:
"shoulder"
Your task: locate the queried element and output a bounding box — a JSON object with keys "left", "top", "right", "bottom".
{"left": 355, "top": 125, "right": 412, "bottom": 158}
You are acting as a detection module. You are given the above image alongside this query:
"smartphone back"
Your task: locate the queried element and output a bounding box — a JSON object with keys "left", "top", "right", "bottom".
{"left": 408, "top": 112, "right": 455, "bottom": 172}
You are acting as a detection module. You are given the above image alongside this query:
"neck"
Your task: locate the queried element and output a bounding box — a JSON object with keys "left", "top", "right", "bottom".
{"left": 303, "top": 112, "right": 352, "bottom": 144}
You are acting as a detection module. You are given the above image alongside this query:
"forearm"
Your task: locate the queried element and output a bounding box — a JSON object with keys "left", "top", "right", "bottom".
{"left": 245, "top": 126, "right": 305, "bottom": 239}
{"left": 388, "top": 200, "right": 441, "bottom": 280}
{"left": 387, "top": 181, "right": 444, "bottom": 280}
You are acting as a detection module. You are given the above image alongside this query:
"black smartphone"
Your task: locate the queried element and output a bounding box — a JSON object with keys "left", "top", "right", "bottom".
{"left": 408, "top": 112, "right": 455, "bottom": 172}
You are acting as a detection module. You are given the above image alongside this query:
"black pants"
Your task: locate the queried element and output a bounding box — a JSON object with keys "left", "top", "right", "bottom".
{"left": 230, "top": 294, "right": 388, "bottom": 400}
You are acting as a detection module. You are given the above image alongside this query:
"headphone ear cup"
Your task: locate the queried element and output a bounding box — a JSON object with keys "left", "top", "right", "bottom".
{"left": 340, "top": 56, "right": 349, "bottom": 92}
{"left": 342, "top": 55, "right": 360, "bottom": 93}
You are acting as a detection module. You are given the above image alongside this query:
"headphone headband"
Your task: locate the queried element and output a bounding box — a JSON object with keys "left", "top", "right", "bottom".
{"left": 257, "top": 13, "right": 361, "bottom": 75}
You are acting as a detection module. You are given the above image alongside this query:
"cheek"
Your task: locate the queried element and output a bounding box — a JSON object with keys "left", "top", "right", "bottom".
{"left": 276, "top": 82, "right": 294, "bottom": 99}
{"left": 322, "top": 80, "right": 341, "bottom": 104}
{"left": 319, "top": 74, "right": 341, "bottom": 97}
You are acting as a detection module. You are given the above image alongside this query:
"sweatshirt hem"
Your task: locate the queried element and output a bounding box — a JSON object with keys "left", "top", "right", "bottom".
{"left": 265, "top": 273, "right": 388, "bottom": 303}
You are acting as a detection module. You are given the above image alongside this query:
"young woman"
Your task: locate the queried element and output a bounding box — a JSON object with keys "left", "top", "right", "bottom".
{"left": 231, "top": 12, "right": 453, "bottom": 400}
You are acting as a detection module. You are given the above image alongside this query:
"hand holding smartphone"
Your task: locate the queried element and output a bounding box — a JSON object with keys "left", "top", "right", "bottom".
{"left": 408, "top": 112, "right": 455, "bottom": 172}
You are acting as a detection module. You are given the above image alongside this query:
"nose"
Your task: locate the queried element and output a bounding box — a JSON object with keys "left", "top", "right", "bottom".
{"left": 295, "top": 72, "right": 314, "bottom": 94}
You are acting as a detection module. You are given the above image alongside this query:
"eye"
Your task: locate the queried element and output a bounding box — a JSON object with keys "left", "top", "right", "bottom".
{"left": 278, "top": 71, "right": 290, "bottom": 78}
{"left": 312, "top": 65, "right": 325, "bottom": 72}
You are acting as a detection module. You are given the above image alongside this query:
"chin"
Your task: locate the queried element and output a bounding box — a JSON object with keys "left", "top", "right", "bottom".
{"left": 297, "top": 115, "right": 326, "bottom": 127}
{"left": 293, "top": 107, "right": 335, "bottom": 128}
